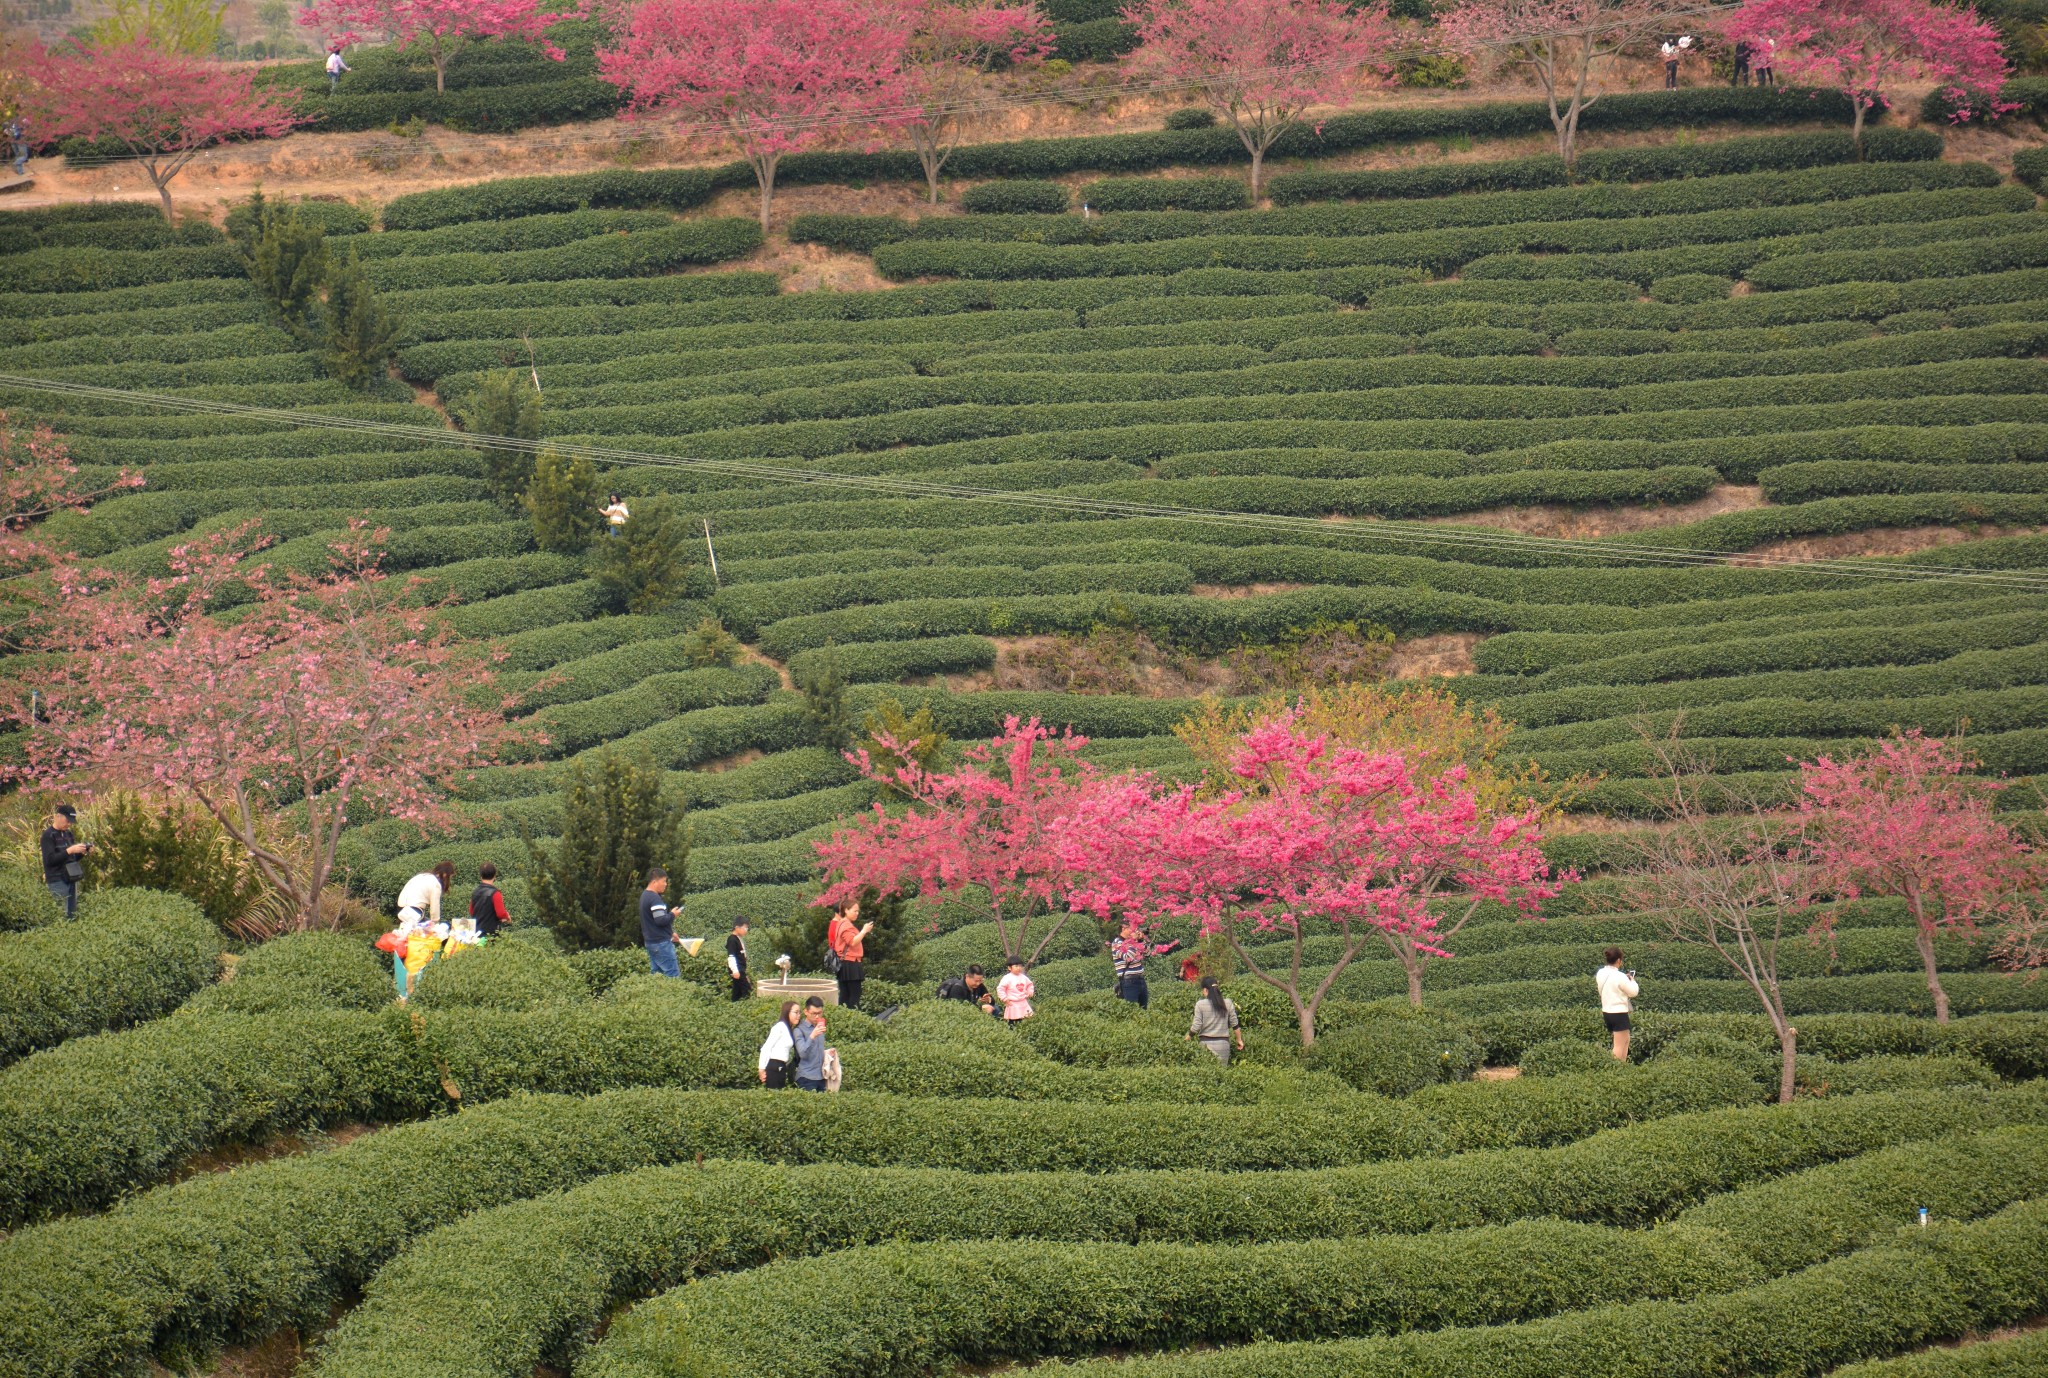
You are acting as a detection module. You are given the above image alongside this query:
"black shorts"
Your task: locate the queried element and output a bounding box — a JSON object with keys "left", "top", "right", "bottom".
{"left": 1604, "top": 1012, "right": 1631, "bottom": 1033}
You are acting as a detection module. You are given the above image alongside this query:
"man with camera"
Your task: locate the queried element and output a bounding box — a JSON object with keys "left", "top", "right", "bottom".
{"left": 41, "top": 804, "right": 90, "bottom": 919}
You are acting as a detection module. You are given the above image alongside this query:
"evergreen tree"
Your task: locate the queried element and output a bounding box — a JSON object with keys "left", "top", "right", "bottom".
{"left": 681, "top": 614, "right": 741, "bottom": 668}
{"left": 454, "top": 370, "right": 542, "bottom": 509}
{"left": 524, "top": 448, "right": 605, "bottom": 553}
{"left": 799, "top": 644, "right": 854, "bottom": 751}
{"left": 525, "top": 750, "right": 688, "bottom": 950}
{"left": 232, "top": 189, "right": 326, "bottom": 339}
{"left": 320, "top": 246, "right": 400, "bottom": 389}
{"left": 592, "top": 499, "right": 696, "bottom": 613}
{"left": 859, "top": 695, "right": 949, "bottom": 793}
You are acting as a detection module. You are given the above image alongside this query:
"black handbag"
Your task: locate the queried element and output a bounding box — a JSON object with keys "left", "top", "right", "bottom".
{"left": 63, "top": 859, "right": 83, "bottom": 881}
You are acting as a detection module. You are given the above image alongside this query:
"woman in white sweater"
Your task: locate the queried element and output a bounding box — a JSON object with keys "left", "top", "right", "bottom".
{"left": 1597, "top": 947, "right": 1641, "bottom": 1061}
{"left": 396, "top": 862, "right": 454, "bottom": 929}
{"left": 758, "top": 1001, "right": 800, "bottom": 1088}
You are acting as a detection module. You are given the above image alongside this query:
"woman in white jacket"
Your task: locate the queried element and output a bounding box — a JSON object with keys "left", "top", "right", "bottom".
{"left": 758, "top": 1001, "right": 800, "bottom": 1088}
{"left": 396, "top": 862, "right": 454, "bottom": 929}
{"left": 1597, "top": 947, "right": 1641, "bottom": 1061}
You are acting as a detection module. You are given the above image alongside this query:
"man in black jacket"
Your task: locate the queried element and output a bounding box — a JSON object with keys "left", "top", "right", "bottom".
{"left": 937, "top": 965, "right": 995, "bottom": 1014}
{"left": 727, "top": 920, "right": 751, "bottom": 1001}
{"left": 41, "top": 805, "right": 87, "bottom": 919}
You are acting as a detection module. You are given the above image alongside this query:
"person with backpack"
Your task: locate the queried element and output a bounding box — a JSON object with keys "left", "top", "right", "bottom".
{"left": 826, "top": 899, "right": 872, "bottom": 1009}
{"left": 727, "top": 919, "right": 751, "bottom": 1001}
{"left": 469, "top": 862, "right": 510, "bottom": 938}
{"left": 1598, "top": 947, "right": 1641, "bottom": 1060}
{"left": 937, "top": 965, "right": 995, "bottom": 1014}
{"left": 1187, "top": 977, "right": 1243, "bottom": 1065}
{"left": 640, "top": 867, "right": 679, "bottom": 977}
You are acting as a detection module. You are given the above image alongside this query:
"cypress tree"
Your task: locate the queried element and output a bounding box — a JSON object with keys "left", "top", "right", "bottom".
{"left": 455, "top": 370, "right": 543, "bottom": 509}
{"left": 319, "top": 246, "right": 400, "bottom": 390}
{"left": 592, "top": 499, "right": 695, "bottom": 613}
{"left": 525, "top": 751, "right": 688, "bottom": 951}
{"left": 524, "top": 448, "right": 605, "bottom": 553}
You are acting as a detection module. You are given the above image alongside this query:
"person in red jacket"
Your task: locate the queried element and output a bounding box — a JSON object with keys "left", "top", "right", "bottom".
{"left": 469, "top": 862, "right": 511, "bottom": 938}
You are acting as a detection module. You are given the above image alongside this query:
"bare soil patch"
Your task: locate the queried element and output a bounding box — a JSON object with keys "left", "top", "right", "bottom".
{"left": 736, "top": 239, "right": 896, "bottom": 294}
{"left": 152, "top": 1327, "right": 307, "bottom": 1378}
{"left": 1473, "top": 1066, "right": 1523, "bottom": 1081}
{"left": 1748, "top": 523, "right": 2048, "bottom": 564}
{"left": 1413, "top": 485, "right": 1767, "bottom": 541}
{"left": 1190, "top": 582, "right": 1313, "bottom": 599}
{"left": 697, "top": 747, "right": 766, "bottom": 773}
{"left": 172, "top": 1123, "right": 380, "bottom": 1186}
{"left": 1385, "top": 632, "right": 1483, "bottom": 680}
{"left": 737, "top": 645, "right": 795, "bottom": 693}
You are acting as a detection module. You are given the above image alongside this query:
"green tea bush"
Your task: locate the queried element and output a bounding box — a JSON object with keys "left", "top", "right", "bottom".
{"left": 1081, "top": 177, "right": 1250, "bottom": 211}
{"left": 380, "top": 168, "right": 723, "bottom": 230}
{"left": 1302, "top": 1008, "right": 1486, "bottom": 1095}
{"left": 962, "top": 180, "right": 1071, "bottom": 214}
{"left": 0, "top": 891, "right": 221, "bottom": 1062}
{"left": 1516, "top": 1037, "right": 1619, "bottom": 1077}
{"left": 408, "top": 941, "right": 590, "bottom": 1011}
{"left": 178, "top": 932, "right": 390, "bottom": 1016}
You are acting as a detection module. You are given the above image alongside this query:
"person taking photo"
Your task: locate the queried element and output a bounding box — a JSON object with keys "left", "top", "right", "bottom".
{"left": 40, "top": 804, "right": 88, "bottom": 919}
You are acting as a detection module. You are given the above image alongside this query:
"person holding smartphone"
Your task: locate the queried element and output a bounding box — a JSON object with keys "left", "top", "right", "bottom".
{"left": 40, "top": 804, "right": 89, "bottom": 919}
{"left": 791, "top": 996, "right": 829, "bottom": 1090}
{"left": 1597, "top": 947, "right": 1640, "bottom": 1061}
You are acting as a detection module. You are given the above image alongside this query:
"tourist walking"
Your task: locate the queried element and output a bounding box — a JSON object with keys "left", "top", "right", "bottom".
{"left": 937, "top": 964, "right": 995, "bottom": 1013}
{"left": 325, "top": 46, "right": 349, "bottom": 92}
{"left": 792, "top": 996, "right": 829, "bottom": 1090}
{"left": 827, "top": 899, "right": 872, "bottom": 1010}
{"left": 759, "top": 1000, "right": 799, "bottom": 1087}
{"left": 1111, "top": 921, "right": 1150, "bottom": 1010}
{"left": 40, "top": 804, "right": 88, "bottom": 919}
{"left": 640, "top": 867, "right": 679, "bottom": 977}
{"left": 1187, "top": 977, "right": 1243, "bottom": 1065}
{"left": 727, "top": 919, "right": 751, "bottom": 1001}
{"left": 469, "top": 861, "right": 511, "bottom": 938}
{"left": 1598, "top": 947, "right": 1640, "bottom": 1060}
{"left": 996, "top": 957, "right": 1035, "bottom": 1024}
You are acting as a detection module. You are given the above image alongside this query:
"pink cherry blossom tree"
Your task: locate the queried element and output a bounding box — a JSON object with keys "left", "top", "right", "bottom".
{"left": 900, "top": 0, "right": 1053, "bottom": 204}
{"left": 1726, "top": 0, "right": 2009, "bottom": 154}
{"left": 1800, "top": 731, "right": 2034, "bottom": 1024}
{"left": 1063, "top": 709, "right": 1560, "bottom": 1046}
{"left": 15, "top": 521, "right": 530, "bottom": 934}
{"left": 299, "top": 0, "right": 579, "bottom": 94}
{"left": 1120, "top": 0, "right": 1396, "bottom": 199}
{"left": 0, "top": 412, "right": 142, "bottom": 587}
{"left": 1435, "top": 0, "right": 1669, "bottom": 171}
{"left": 600, "top": 0, "right": 914, "bottom": 230}
{"left": 815, "top": 716, "right": 1117, "bottom": 968}
{"left": 23, "top": 39, "right": 300, "bottom": 220}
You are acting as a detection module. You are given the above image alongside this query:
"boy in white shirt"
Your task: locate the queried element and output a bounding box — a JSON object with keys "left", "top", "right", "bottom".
{"left": 1597, "top": 946, "right": 1640, "bottom": 1060}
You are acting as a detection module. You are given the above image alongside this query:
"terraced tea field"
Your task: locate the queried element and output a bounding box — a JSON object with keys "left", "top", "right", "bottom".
{"left": 4, "top": 94, "right": 2048, "bottom": 1378}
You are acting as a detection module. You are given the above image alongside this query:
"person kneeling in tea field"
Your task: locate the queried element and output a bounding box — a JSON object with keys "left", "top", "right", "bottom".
{"left": 759, "top": 1000, "right": 800, "bottom": 1087}
{"left": 1598, "top": 947, "right": 1640, "bottom": 1060}
{"left": 1187, "top": 977, "right": 1243, "bottom": 1065}
{"left": 937, "top": 964, "right": 996, "bottom": 1014}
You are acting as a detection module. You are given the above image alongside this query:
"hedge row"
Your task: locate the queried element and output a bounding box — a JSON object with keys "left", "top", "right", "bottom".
{"left": 177, "top": 932, "right": 391, "bottom": 1016}
{"left": 786, "top": 634, "right": 997, "bottom": 686}
{"left": 358, "top": 220, "right": 761, "bottom": 290}
{"left": 11, "top": 1079, "right": 2034, "bottom": 1378}
{"left": 526, "top": 663, "right": 782, "bottom": 757}
{"left": 380, "top": 168, "right": 724, "bottom": 229}
{"left": 277, "top": 76, "right": 624, "bottom": 135}
{"left": 312, "top": 1114, "right": 2048, "bottom": 1378}
{"left": 1426, "top": 971, "right": 2048, "bottom": 1021}
{"left": 1081, "top": 176, "right": 1251, "bottom": 212}
{"left": 1265, "top": 127, "right": 1943, "bottom": 203}
{"left": 710, "top": 561, "right": 1195, "bottom": 638}
{"left": 343, "top": 208, "right": 674, "bottom": 261}
{"left": 583, "top": 1140, "right": 2048, "bottom": 1378}
{"left": 0, "top": 242, "right": 244, "bottom": 293}
{"left": 0, "top": 891, "right": 219, "bottom": 1063}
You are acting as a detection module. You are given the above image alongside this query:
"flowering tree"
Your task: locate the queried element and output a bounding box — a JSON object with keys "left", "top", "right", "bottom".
{"left": 0, "top": 413, "right": 142, "bottom": 588}
{"left": 601, "top": 0, "right": 913, "bottom": 230}
{"left": 17, "top": 522, "right": 530, "bottom": 933}
{"left": 1177, "top": 682, "right": 1573, "bottom": 1004}
{"left": 1120, "top": 0, "right": 1395, "bottom": 199}
{"left": 815, "top": 716, "right": 1115, "bottom": 967}
{"left": 1726, "top": 0, "right": 2008, "bottom": 153}
{"left": 1436, "top": 0, "right": 1668, "bottom": 171}
{"left": 299, "top": 0, "right": 578, "bottom": 93}
{"left": 1066, "top": 710, "right": 1559, "bottom": 1045}
{"left": 901, "top": 0, "right": 1053, "bottom": 204}
{"left": 1800, "top": 731, "right": 2034, "bottom": 1024}
{"left": 23, "top": 40, "right": 300, "bottom": 220}
{"left": 1625, "top": 738, "right": 1819, "bottom": 1104}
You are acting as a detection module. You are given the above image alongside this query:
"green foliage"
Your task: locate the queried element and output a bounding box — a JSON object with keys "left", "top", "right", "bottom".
{"left": 525, "top": 751, "right": 688, "bottom": 951}
{"left": 1080, "top": 177, "right": 1249, "bottom": 212}
{"left": 85, "top": 793, "right": 269, "bottom": 931}
{"left": 591, "top": 500, "right": 696, "bottom": 614}
{"left": 410, "top": 940, "right": 589, "bottom": 1011}
{"left": 320, "top": 247, "right": 402, "bottom": 389}
{"left": 1301, "top": 1008, "right": 1487, "bottom": 1095}
{"left": 230, "top": 190, "right": 328, "bottom": 339}
{"left": 680, "top": 615, "right": 742, "bottom": 668}
{"left": 768, "top": 887, "right": 921, "bottom": 987}
{"left": 179, "top": 931, "right": 390, "bottom": 1016}
{"left": 1517, "top": 1037, "right": 1621, "bottom": 1077}
{"left": 523, "top": 449, "right": 604, "bottom": 553}
{"left": 858, "top": 695, "right": 949, "bottom": 789}
{"left": 0, "top": 890, "right": 221, "bottom": 1062}
{"left": 1163, "top": 107, "right": 1216, "bottom": 130}
{"left": 797, "top": 644, "right": 855, "bottom": 752}
{"left": 454, "top": 370, "right": 543, "bottom": 508}
{"left": 962, "top": 180, "right": 1070, "bottom": 214}
{"left": 91, "top": 0, "right": 225, "bottom": 54}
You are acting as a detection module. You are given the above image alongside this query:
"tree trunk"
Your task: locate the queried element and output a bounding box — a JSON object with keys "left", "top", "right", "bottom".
{"left": 1851, "top": 100, "right": 1866, "bottom": 160}
{"left": 1297, "top": 1001, "right": 1316, "bottom": 1047}
{"left": 145, "top": 161, "right": 175, "bottom": 222}
{"left": 1915, "top": 920, "right": 1951, "bottom": 1024}
{"left": 1402, "top": 946, "right": 1424, "bottom": 1007}
{"left": 1248, "top": 146, "right": 1264, "bottom": 202}
{"left": 1775, "top": 1021, "right": 1798, "bottom": 1104}
{"left": 757, "top": 158, "right": 777, "bottom": 234}
{"left": 925, "top": 159, "right": 941, "bottom": 205}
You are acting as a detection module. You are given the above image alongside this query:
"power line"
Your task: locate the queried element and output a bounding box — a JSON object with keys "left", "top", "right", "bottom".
{"left": 6, "top": 372, "right": 2046, "bottom": 593}
{"left": 52, "top": 1, "right": 1743, "bottom": 173}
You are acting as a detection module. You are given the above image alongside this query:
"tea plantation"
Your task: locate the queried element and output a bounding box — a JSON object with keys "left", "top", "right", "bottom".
{"left": 4, "top": 89, "right": 2048, "bottom": 1377}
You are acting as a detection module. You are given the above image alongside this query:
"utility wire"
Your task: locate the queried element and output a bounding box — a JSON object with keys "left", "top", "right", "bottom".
{"left": 53, "top": 1, "right": 1743, "bottom": 172}
{"left": 5, "top": 372, "right": 2045, "bottom": 593}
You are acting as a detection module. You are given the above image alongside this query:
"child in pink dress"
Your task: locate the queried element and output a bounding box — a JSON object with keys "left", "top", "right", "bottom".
{"left": 996, "top": 957, "right": 1035, "bottom": 1023}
